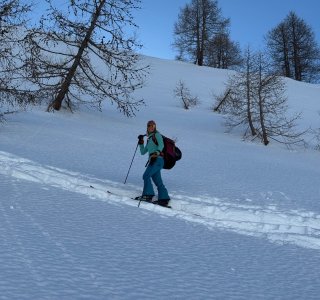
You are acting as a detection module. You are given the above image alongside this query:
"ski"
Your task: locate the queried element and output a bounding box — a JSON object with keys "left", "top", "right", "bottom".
{"left": 89, "top": 186, "right": 171, "bottom": 208}
{"left": 89, "top": 186, "right": 209, "bottom": 215}
{"left": 106, "top": 190, "right": 172, "bottom": 208}
{"left": 132, "top": 197, "right": 172, "bottom": 209}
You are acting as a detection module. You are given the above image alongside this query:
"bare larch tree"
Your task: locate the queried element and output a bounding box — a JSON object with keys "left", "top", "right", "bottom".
{"left": 0, "top": 0, "right": 33, "bottom": 120}
{"left": 173, "top": 0, "right": 229, "bottom": 67}
{"left": 266, "top": 11, "right": 320, "bottom": 83}
{"left": 215, "top": 48, "right": 306, "bottom": 146}
{"left": 26, "top": 0, "right": 148, "bottom": 116}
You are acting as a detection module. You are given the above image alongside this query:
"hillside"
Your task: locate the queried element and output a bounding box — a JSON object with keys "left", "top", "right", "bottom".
{"left": 1, "top": 56, "right": 320, "bottom": 299}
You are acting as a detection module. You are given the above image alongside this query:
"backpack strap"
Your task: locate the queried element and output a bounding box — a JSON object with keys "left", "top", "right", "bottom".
{"left": 151, "top": 133, "right": 158, "bottom": 146}
{"left": 151, "top": 133, "right": 164, "bottom": 157}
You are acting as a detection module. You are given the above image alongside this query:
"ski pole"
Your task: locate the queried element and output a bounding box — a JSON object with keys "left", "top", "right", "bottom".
{"left": 124, "top": 142, "right": 139, "bottom": 184}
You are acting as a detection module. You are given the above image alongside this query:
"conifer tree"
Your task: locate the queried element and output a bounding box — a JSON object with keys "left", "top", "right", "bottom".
{"left": 215, "top": 48, "right": 305, "bottom": 146}
{"left": 173, "top": 0, "right": 229, "bottom": 67}
{"left": 266, "top": 11, "right": 320, "bottom": 83}
{"left": 0, "top": 0, "right": 33, "bottom": 120}
{"left": 26, "top": 0, "right": 147, "bottom": 116}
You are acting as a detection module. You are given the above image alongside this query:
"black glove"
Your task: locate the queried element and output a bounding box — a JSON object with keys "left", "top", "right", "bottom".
{"left": 138, "top": 134, "right": 144, "bottom": 145}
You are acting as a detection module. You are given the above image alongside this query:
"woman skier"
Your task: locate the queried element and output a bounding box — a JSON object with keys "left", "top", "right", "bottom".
{"left": 135, "top": 120, "right": 170, "bottom": 207}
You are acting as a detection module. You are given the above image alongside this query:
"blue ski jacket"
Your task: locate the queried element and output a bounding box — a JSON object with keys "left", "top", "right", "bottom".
{"left": 139, "top": 131, "right": 164, "bottom": 156}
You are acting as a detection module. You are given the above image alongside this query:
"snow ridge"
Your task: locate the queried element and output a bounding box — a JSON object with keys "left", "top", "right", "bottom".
{"left": 1, "top": 150, "right": 320, "bottom": 250}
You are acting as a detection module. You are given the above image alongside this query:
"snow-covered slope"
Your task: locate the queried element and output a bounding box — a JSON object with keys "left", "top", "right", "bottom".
{"left": 1, "top": 56, "right": 320, "bottom": 299}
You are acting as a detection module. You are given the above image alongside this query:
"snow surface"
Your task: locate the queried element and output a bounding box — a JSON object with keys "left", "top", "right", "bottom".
{"left": 1, "top": 56, "right": 320, "bottom": 299}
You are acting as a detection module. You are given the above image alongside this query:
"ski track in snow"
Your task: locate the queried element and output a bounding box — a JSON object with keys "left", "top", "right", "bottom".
{"left": 1, "top": 150, "right": 320, "bottom": 250}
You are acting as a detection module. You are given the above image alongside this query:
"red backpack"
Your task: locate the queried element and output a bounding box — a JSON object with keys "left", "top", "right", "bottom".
{"left": 152, "top": 134, "right": 182, "bottom": 169}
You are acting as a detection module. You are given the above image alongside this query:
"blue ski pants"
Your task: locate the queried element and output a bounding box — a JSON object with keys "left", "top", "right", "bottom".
{"left": 142, "top": 157, "right": 170, "bottom": 200}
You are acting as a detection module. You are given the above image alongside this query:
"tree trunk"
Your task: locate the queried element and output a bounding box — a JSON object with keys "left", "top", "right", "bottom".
{"left": 48, "top": 0, "right": 106, "bottom": 111}
{"left": 280, "top": 26, "right": 291, "bottom": 78}
{"left": 258, "top": 88, "right": 269, "bottom": 145}
{"left": 246, "top": 90, "right": 256, "bottom": 137}
{"left": 214, "top": 88, "right": 231, "bottom": 112}
{"left": 245, "top": 52, "right": 256, "bottom": 136}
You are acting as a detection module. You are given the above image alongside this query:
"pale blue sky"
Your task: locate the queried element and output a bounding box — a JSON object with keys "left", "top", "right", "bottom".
{"left": 134, "top": 0, "right": 320, "bottom": 59}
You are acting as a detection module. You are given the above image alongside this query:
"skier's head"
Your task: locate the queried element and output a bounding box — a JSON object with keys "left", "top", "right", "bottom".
{"left": 147, "top": 120, "right": 156, "bottom": 133}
